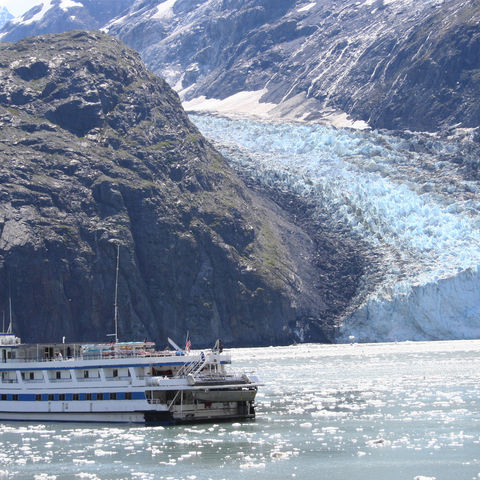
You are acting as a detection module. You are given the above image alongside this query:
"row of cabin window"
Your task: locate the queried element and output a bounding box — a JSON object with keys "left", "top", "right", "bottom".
{"left": 0, "top": 392, "right": 134, "bottom": 401}
{"left": 19, "top": 370, "right": 121, "bottom": 380}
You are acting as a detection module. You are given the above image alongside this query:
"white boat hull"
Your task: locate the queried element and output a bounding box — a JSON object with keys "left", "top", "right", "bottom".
{"left": 0, "top": 335, "right": 260, "bottom": 425}
{"left": 0, "top": 411, "right": 146, "bottom": 423}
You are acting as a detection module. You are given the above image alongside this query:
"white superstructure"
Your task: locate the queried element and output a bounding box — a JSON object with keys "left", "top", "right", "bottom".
{"left": 0, "top": 333, "right": 260, "bottom": 425}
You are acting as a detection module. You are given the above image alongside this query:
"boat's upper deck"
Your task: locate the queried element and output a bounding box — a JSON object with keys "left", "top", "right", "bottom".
{"left": 0, "top": 334, "right": 230, "bottom": 367}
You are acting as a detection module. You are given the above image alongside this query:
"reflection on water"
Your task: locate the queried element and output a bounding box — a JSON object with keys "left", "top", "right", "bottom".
{"left": 1, "top": 341, "right": 479, "bottom": 479}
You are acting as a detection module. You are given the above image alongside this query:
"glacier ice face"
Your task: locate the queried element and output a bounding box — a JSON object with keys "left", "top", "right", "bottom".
{"left": 341, "top": 266, "right": 480, "bottom": 342}
{"left": 192, "top": 114, "right": 480, "bottom": 342}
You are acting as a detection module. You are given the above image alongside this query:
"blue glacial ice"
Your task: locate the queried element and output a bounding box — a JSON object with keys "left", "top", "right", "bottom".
{"left": 191, "top": 114, "right": 480, "bottom": 342}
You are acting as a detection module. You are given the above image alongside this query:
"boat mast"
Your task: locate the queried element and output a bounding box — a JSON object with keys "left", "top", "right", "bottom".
{"left": 113, "top": 243, "right": 119, "bottom": 344}
{"left": 108, "top": 243, "right": 120, "bottom": 344}
{"left": 7, "top": 289, "right": 12, "bottom": 334}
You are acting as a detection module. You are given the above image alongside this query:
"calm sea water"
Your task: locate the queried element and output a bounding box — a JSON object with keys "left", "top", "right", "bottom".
{"left": 1, "top": 340, "right": 479, "bottom": 480}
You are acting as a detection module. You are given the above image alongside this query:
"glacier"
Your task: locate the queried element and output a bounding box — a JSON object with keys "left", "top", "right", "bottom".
{"left": 191, "top": 114, "right": 480, "bottom": 342}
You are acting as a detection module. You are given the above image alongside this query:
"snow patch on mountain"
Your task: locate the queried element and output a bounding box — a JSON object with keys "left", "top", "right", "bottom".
{"left": 184, "top": 91, "right": 370, "bottom": 129}
{"left": 59, "top": 0, "right": 82, "bottom": 11}
{"left": 192, "top": 114, "right": 480, "bottom": 342}
{"left": 183, "top": 90, "right": 277, "bottom": 118}
{"left": 152, "top": 0, "right": 177, "bottom": 20}
{"left": 298, "top": 2, "right": 316, "bottom": 12}
{"left": 12, "top": 1, "right": 53, "bottom": 26}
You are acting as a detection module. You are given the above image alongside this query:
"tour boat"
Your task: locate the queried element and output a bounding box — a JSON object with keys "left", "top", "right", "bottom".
{"left": 0, "top": 247, "right": 260, "bottom": 424}
{"left": 0, "top": 333, "right": 260, "bottom": 424}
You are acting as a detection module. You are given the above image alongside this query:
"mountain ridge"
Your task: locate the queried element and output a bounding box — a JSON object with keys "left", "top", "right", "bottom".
{"left": 0, "top": 6, "right": 13, "bottom": 30}
{"left": 1, "top": 0, "right": 479, "bottom": 132}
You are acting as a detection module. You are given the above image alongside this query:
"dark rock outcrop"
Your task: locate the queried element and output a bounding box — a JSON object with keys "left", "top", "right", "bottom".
{"left": 0, "top": 31, "right": 339, "bottom": 347}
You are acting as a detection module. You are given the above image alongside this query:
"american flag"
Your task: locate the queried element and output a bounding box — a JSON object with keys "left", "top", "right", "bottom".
{"left": 185, "top": 338, "right": 191, "bottom": 353}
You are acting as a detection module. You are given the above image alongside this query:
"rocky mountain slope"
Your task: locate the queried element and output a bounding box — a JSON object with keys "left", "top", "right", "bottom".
{"left": 1, "top": 0, "right": 479, "bottom": 132}
{"left": 0, "top": 30, "right": 350, "bottom": 347}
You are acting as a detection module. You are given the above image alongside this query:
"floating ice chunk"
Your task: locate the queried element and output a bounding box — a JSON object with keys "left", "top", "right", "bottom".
{"left": 299, "top": 422, "right": 313, "bottom": 428}
{"left": 240, "top": 462, "right": 266, "bottom": 469}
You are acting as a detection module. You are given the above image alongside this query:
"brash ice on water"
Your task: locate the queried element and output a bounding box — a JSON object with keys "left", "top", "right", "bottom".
{"left": 191, "top": 114, "right": 480, "bottom": 342}
{"left": 0, "top": 342, "right": 479, "bottom": 479}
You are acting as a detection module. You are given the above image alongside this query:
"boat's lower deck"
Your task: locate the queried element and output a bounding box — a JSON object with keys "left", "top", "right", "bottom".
{"left": 0, "top": 399, "right": 256, "bottom": 425}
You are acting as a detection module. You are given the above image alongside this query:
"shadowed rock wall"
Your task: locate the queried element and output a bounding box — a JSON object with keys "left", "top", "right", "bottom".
{"left": 0, "top": 31, "right": 342, "bottom": 347}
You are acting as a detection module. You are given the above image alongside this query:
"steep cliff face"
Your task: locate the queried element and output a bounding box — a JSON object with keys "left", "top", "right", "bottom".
{"left": 99, "top": 0, "right": 480, "bottom": 132}
{"left": 0, "top": 31, "right": 337, "bottom": 347}
{"left": 2, "top": 0, "right": 478, "bottom": 132}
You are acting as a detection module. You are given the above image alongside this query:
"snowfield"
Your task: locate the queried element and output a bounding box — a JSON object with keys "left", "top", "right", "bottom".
{"left": 192, "top": 114, "right": 480, "bottom": 342}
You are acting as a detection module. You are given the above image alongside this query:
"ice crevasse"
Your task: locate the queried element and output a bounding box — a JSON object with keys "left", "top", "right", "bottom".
{"left": 192, "top": 114, "right": 480, "bottom": 342}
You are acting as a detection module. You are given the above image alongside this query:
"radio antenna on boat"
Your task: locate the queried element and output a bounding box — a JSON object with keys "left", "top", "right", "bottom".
{"left": 107, "top": 243, "right": 120, "bottom": 344}
{"left": 7, "top": 280, "right": 13, "bottom": 334}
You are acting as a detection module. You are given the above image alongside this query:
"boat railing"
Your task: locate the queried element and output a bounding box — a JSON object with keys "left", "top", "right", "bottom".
{"left": 11, "top": 350, "right": 184, "bottom": 363}
{"left": 175, "top": 351, "right": 209, "bottom": 377}
{"left": 193, "top": 372, "right": 249, "bottom": 383}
